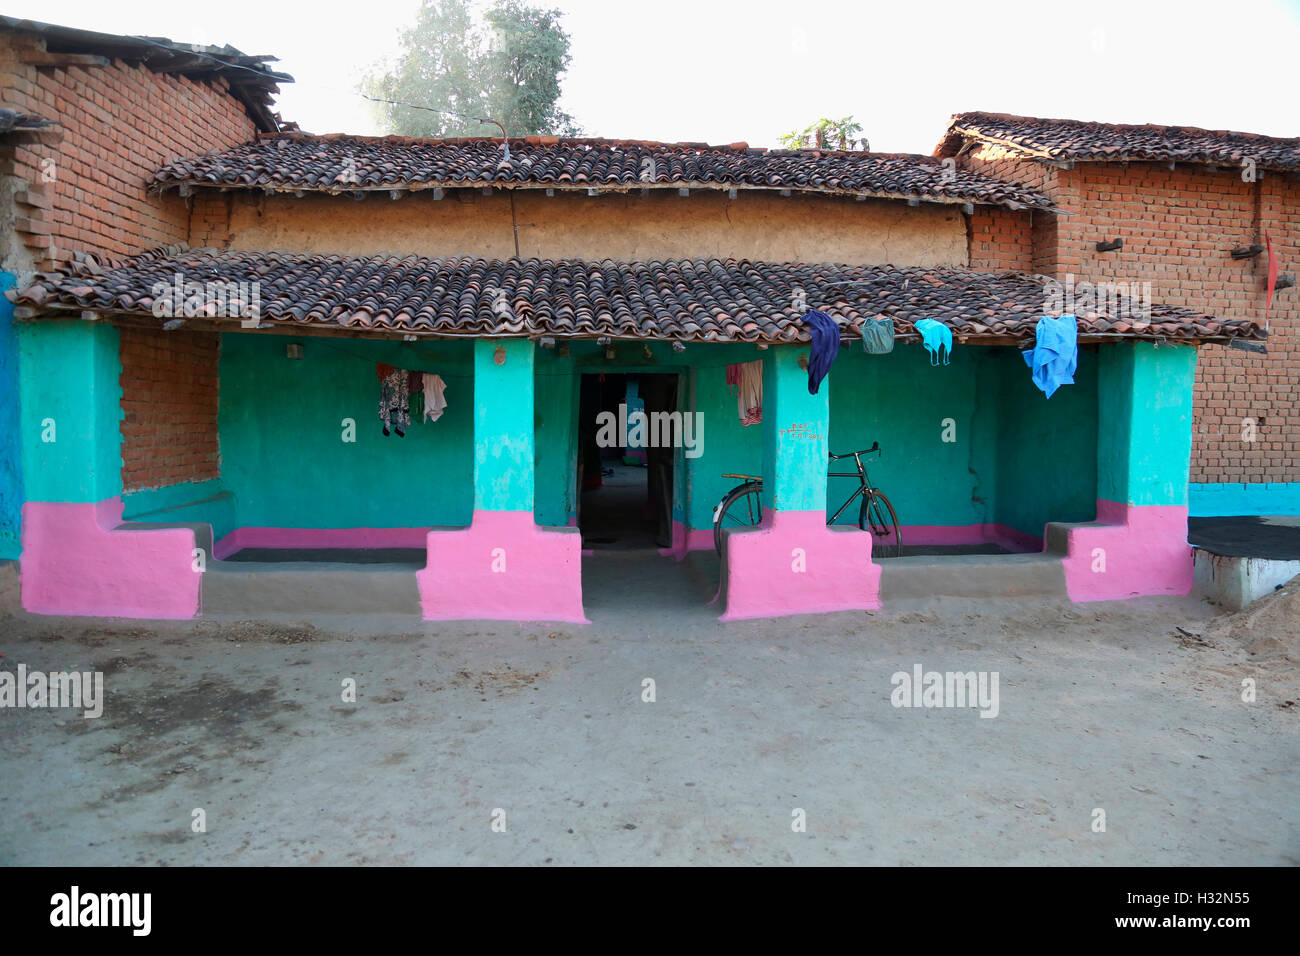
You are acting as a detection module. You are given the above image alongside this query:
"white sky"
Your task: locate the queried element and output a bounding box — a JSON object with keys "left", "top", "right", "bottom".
{"left": 8, "top": 0, "right": 1300, "bottom": 152}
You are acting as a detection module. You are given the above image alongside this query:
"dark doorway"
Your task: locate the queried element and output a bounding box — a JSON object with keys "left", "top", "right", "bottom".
{"left": 577, "top": 372, "right": 678, "bottom": 550}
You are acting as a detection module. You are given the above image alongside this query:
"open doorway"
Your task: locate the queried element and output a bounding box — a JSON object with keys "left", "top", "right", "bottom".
{"left": 577, "top": 372, "right": 678, "bottom": 550}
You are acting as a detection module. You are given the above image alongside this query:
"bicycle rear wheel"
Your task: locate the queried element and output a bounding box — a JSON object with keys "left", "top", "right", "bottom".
{"left": 860, "top": 491, "right": 902, "bottom": 558}
{"left": 714, "top": 483, "right": 763, "bottom": 555}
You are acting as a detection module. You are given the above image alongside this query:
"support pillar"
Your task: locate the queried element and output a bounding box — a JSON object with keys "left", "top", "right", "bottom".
{"left": 720, "top": 345, "right": 881, "bottom": 619}
{"left": 1054, "top": 341, "right": 1196, "bottom": 601}
{"left": 418, "top": 339, "right": 585, "bottom": 622}
{"left": 18, "top": 319, "right": 201, "bottom": 618}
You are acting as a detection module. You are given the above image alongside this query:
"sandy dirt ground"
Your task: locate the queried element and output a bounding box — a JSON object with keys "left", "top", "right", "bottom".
{"left": 0, "top": 556, "right": 1296, "bottom": 866}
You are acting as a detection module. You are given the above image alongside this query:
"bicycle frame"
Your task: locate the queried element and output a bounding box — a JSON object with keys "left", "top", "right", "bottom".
{"left": 827, "top": 449, "right": 879, "bottom": 526}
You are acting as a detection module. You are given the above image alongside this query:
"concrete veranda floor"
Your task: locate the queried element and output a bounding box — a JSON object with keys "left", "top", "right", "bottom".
{"left": 0, "top": 551, "right": 1297, "bottom": 866}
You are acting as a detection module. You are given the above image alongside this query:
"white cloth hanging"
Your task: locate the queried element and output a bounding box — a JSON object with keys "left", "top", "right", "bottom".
{"left": 422, "top": 373, "right": 447, "bottom": 422}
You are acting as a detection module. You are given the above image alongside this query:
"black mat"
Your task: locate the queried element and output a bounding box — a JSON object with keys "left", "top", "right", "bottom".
{"left": 1188, "top": 516, "right": 1300, "bottom": 560}
{"left": 893, "top": 543, "right": 1016, "bottom": 557}
{"left": 222, "top": 548, "right": 426, "bottom": 566}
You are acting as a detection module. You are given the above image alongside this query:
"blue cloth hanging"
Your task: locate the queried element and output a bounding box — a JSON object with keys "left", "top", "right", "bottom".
{"left": 805, "top": 309, "right": 839, "bottom": 394}
{"left": 914, "top": 319, "right": 953, "bottom": 366}
{"left": 1023, "top": 315, "right": 1078, "bottom": 398}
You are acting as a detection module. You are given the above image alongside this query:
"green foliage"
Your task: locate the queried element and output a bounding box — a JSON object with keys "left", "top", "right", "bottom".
{"left": 362, "top": 0, "right": 579, "bottom": 138}
{"left": 779, "top": 116, "right": 866, "bottom": 151}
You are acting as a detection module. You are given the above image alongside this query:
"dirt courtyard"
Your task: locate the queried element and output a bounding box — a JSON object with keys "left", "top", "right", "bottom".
{"left": 1, "top": 556, "right": 1297, "bottom": 866}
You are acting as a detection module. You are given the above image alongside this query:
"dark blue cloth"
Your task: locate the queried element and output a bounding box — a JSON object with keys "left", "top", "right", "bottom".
{"left": 805, "top": 309, "right": 839, "bottom": 394}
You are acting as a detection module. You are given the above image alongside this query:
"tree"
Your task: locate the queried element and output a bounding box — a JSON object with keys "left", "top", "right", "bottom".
{"left": 779, "top": 116, "right": 866, "bottom": 151}
{"left": 362, "top": 0, "right": 579, "bottom": 138}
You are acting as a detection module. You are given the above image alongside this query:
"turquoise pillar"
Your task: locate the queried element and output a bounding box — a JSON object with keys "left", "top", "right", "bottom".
{"left": 1058, "top": 340, "right": 1196, "bottom": 601}
{"left": 19, "top": 319, "right": 123, "bottom": 504}
{"left": 1097, "top": 341, "right": 1195, "bottom": 507}
{"left": 0, "top": 273, "right": 22, "bottom": 557}
{"left": 762, "top": 345, "right": 829, "bottom": 513}
{"left": 17, "top": 319, "right": 201, "bottom": 618}
{"left": 420, "top": 336, "right": 585, "bottom": 622}
{"left": 473, "top": 338, "right": 535, "bottom": 513}
{"left": 721, "top": 342, "right": 880, "bottom": 620}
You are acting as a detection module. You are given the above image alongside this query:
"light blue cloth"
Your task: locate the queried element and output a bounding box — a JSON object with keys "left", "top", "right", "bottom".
{"left": 1023, "top": 314, "right": 1078, "bottom": 398}
{"left": 913, "top": 319, "right": 952, "bottom": 366}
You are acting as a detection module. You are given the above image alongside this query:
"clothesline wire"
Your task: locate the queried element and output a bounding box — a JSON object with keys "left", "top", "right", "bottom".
{"left": 298, "top": 336, "right": 828, "bottom": 377}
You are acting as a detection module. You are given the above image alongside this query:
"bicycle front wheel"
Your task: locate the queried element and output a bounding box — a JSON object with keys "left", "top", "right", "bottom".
{"left": 860, "top": 491, "right": 902, "bottom": 559}
{"left": 714, "top": 483, "right": 763, "bottom": 555}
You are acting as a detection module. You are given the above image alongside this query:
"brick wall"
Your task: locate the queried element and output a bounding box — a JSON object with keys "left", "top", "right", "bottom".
{"left": 962, "top": 145, "right": 1299, "bottom": 485}
{"left": 118, "top": 327, "right": 220, "bottom": 492}
{"left": 968, "top": 205, "right": 1034, "bottom": 272}
{"left": 0, "top": 28, "right": 256, "bottom": 274}
{"left": 188, "top": 191, "right": 233, "bottom": 247}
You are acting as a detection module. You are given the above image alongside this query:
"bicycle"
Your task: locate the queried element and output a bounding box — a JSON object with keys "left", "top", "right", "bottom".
{"left": 712, "top": 441, "right": 902, "bottom": 558}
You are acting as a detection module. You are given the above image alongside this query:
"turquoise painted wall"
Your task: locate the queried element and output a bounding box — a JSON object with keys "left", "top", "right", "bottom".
{"left": 0, "top": 273, "right": 22, "bottom": 557}
{"left": 829, "top": 343, "right": 987, "bottom": 528}
{"left": 1097, "top": 341, "right": 1195, "bottom": 507}
{"left": 992, "top": 345, "right": 1099, "bottom": 535}
{"left": 218, "top": 333, "right": 475, "bottom": 529}
{"left": 1190, "top": 482, "right": 1300, "bottom": 517}
{"left": 207, "top": 334, "right": 1110, "bottom": 539}
{"left": 828, "top": 343, "right": 1098, "bottom": 537}
{"left": 473, "top": 338, "right": 535, "bottom": 512}
{"left": 121, "top": 479, "right": 237, "bottom": 540}
{"left": 534, "top": 347, "right": 578, "bottom": 526}
{"left": 764, "top": 344, "right": 828, "bottom": 512}
{"left": 18, "top": 319, "right": 123, "bottom": 504}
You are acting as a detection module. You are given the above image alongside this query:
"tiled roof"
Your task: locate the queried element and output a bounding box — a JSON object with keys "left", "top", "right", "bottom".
{"left": 150, "top": 134, "right": 1056, "bottom": 210}
{"left": 8, "top": 245, "right": 1260, "bottom": 344}
{"left": 937, "top": 111, "right": 1300, "bottom": 171}
{"left": 0, "top": 15, "right": 292, "bottom": 132}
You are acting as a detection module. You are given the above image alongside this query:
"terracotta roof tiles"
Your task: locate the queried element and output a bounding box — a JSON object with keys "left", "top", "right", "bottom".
{"left": 938, "top": 111, "right": 1300, "bottom": 170}
{"left": 151, "top": 134, "right": 1056, "bottom": 210}
{"left": 9, "top": 246, "right": 1261, "bottom": 346}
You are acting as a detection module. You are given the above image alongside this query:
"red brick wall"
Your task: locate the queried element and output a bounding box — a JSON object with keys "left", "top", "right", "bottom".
{"left": 961, "top": 145, "right": 1299, "bottom": 485}
{"left": 968, "top": 206, "right": 1034, "bottom": 272}
{"left": 118, "top": 328, "right": 220, "bottom": 492}
{"left": 0, "top": 28, "right": 256, "bottom": 272}
{"left": 189, "top": 192, "right": 233, "bottom": 247}
{"left": 1054, "top": 165, "right": 1297, "bottom": 484}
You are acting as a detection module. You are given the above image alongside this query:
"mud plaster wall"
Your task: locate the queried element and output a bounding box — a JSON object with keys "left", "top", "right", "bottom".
{"left": 210, "top": 190, "right": 969, "bottom": 267}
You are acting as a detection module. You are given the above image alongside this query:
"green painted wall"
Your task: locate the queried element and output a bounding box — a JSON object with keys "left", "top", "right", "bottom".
{"left": 19, "top": 319, "right": 123, "bottom": 504}
{"left": 534, "top": 348, "right": 578, "bottom": 526}
{"left": 764, "top": 344, "right": 829, "bottom": 512}
{"left": 823, "top": 342, "right": 1096, "bottom": 536}
{"left": 121, "top": 479, "right": 237, "bottom": 540}
{"left": 829, "top": 343, "right": 986, "bottom": 527}
{"left": 1097, "top": 341, "right": 1195, "bottom": 507}
{"left": 218, "top": 333, "right": 475, "bottom": 529}
{"left": 473, "top": 338, "right": 536, "bottom": 511}
{"left": 207, "top": 334, "right": 1106, "bottom": 539}
{"left": 992, "top": 345, "right": 1099, "bottom": 535}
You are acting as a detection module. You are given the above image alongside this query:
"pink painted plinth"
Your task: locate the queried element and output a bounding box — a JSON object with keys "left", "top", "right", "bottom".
{"left": 1059, "top": 499, "right": 1193, "bottom": 602}
{"left": 418, "top": 510, "right": 586, "bottom": 622}
{"left": 720, "top": 510, "right": 882, "bottom": 621}
{"left": 20, "top": 498, "right": 201, "bottom": 619}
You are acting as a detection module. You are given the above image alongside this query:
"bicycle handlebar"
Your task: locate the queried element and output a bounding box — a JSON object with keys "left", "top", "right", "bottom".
{"left": 828, "top": 441, "right": 879, "bottom": 461}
